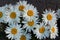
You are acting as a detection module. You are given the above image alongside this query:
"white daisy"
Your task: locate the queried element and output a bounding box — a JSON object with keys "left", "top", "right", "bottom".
{"left": 23, "top": 4, "right": 39, "bottom": 20}
{"left": 3, "top": 4, "right": 11, "bottom": 12}
{"left": 0, "top": 6, "right": 6, "bottom": 22}
{"left": 5, "top": 24, "right": 23, "bottom": 40}
{"left": 50, "top": 23, "right": 58, "bottom": 39}
{"left": 22, "top": 17, "right": 38, "bottom": 32}
{"left": 56, "top": 9, "right": 60, "bottom": 18}
{"left": 16, "top": 1, "right": 28, "bottom": 17}
{"left": 4, "top": 4, "right": 20, "bottom": 24}
{"left": 15, "top": 32, "right": 31, "bottom": 40}
{"left": 42, "top": 9, "right": 57, "bottom": 25}
{"left": 33, "top": 22, "right": 49, "bottom": 39}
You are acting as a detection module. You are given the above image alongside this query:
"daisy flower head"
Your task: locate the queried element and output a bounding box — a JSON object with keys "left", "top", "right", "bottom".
{"left": 5, "top": 24, "right": 23, "bottom": 40}
{"left": 23, "top": 4, "right": 39, "bottom": 20}
{"left": 42, "top": 9, "right": 57, "bottom": 25}
{"left": 33, "top": 22, "right": 49, "bottom": 39}
{"left": 0, "top": 6, "right": 6, "bottom": 22}
{"left": 3, "top": 4, "right": 11, "bottom": 12}
{"left": 15, "top": 32, "right": 31, "bottom": 40}
{"left": 4, "top": 4, "right": 20, "bottom": 24}
{"left": 50, "top": 23, "right": 58, "bottom": 39}
{"left": 16, "top": 1, "right": 28, "bottom": 17}
{"left": 22, "top": 17, "right": 38, "bottom": 32}
{"left": 56, "top": 9, "right": 60, "bottom": 18}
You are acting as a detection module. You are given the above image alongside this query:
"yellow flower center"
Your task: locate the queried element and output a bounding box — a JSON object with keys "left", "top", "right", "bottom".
{"left": 20, "top": 35, "right": 26, "bottom": 40}
{"left": 27, "top": 10, "right": 34, "bottom": 16}
{"left": 39, "top": 27, "right": 45, "bottom": 33}
{"left": 47, "top": 13, "right": 52, "bottom": 20}
{"left": 19, "top": 5, "right": 25, "bottom": 11}
{"left": 28, "top": 21, "right": 34, "bottom": 26}
{"left": 11, "top": 28, "right": 17, "bottom": 35}
{"left": 0, "top": 12, "right": 3, "bottom": 18}
{"left": 10, "top": 12, "right": 16, "bottom": 19}
{"left": 51, "top": 27, "right": 55, "bottom": 33}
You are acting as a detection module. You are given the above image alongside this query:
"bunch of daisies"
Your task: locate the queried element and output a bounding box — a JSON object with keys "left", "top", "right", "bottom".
{"left": 0, "top": 0, "right": 59, "bottom": 40}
